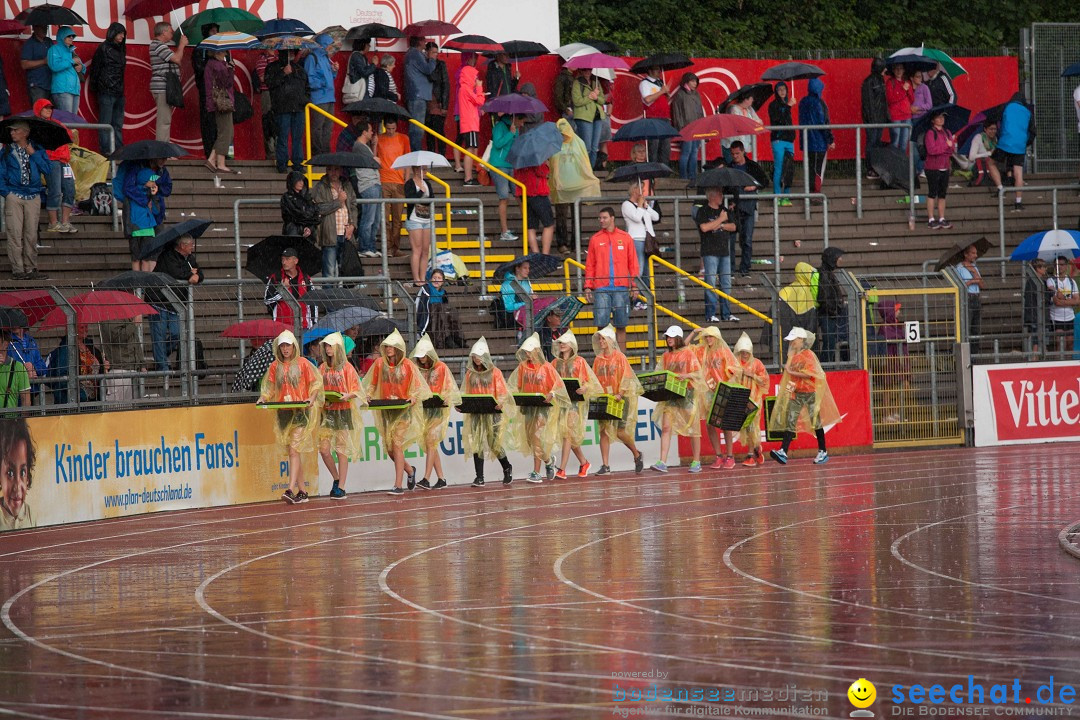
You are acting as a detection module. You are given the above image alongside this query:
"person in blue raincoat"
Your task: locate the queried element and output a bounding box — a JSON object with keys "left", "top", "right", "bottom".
{"left": 798, "top": 78, "right": 835, "bottom": 194}
{"left": 46, "top": 27, "right": 84, "bottom": 114}
{"left": 304, "top": 34, "right": 338, "bottom": 156}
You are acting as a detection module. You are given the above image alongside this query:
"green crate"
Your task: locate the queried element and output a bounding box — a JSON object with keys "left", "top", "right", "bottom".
{"left": 638, "top": 370, "right": 688, "bottom": 402}
{"left": 588, "top": 395, "right": 626, "bottom": 421}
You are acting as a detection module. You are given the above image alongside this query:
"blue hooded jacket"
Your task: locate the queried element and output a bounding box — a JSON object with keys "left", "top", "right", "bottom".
{"left": 47, "top": 27, "right": 83, "bottom": 96}
{"left": 798, "top": 78, "right": 834, "bottom": 153}
{"left": 0, "top": 141, "right": 51, "bottom": 198}
{"left": 304, "top": 35, "right": 337, "bottom": 106}
{"left": 124, "top": 163, "right": 173, "bottom": 232}
{"left": 997, "top": 95, "right": 1032, "bottom": 155}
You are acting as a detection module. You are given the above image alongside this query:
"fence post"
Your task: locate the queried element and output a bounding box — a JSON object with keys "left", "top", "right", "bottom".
{"left": 802, "top": 127, "right": 811, "bottom": 220}
{"left": 855, "top": 129, "right": 863, "bottom": 218}
{"left": 907, "top": 125, "right": 915, "bottom": 223}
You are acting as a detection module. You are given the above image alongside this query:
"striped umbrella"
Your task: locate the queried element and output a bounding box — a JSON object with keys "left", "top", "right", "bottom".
{"left": 198, "top": 31, "right": 260, "bottom": 51}
{"left": 255, "top": 35, "right": 320, "bottom": 51}
{"left": 1009, "top": 230, "right": 1080, "bottom": 261}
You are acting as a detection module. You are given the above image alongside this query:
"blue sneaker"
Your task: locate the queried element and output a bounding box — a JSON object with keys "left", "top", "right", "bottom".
{"left": 813, "top": 450, "right": 829, "bottom": 465}
{"left": 687, "top": 461, "right": 702, "bottom": 474}
{"left": 329, "top": 485, "right": 347, "bottom": 499}
{"left": 650, "top": 461, "right": 668, "bottom": 473}
{"left": 770, "top": 449, "right": 788, "bottom": 465}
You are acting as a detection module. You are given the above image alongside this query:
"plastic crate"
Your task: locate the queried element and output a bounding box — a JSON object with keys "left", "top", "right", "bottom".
{"left": 368, "top": 399, "right": 411, "bottom": 411}
{"left": 256, "top": 401, "right": 308, "bottom": 410}
{"left": 513, "top": 392, "right": 551, "bottom": 407}
{"left": 458, "top": 394, "right": 500, "bottom": 414}
{"left": 638, "top": 370, "right": 688, "bottom": 402}
{"left": 707, "top": 382, "right": 757, "bottom": 431}
{"left": 588, "top": 395, "right": 626, "bottom": 421}
{"left": 562, "top": 377, "right": 582, "bottom": 402}
{"left": 423, "top": 393, "right": 446, "bottom": 409}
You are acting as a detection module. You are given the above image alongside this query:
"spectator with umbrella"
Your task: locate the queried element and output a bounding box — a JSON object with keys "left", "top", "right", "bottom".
{"left": 371, "top": 53, "right": 399, "bottom": 102}
{"left": 304, "top": 34, "right": 338, "bottom": 157}
{"left": 798, "top": 78, "right": 835, "bottom": 194}
{"left": 885, "top": 64, "right": 914, "bottom": 151}
{"left": 88, "top": 22, "right": 126, "bottom": 152}
{"left": 191, "top": 23, "right": 223, "bottom": 158}
{"left": 457, "top": 52, "right": 486, "bottom": 186}
{"left": 861, "top": 58, "right": 889, "bottom": 176}
{"left": 280, "top": 170, "right": 322, "bottom": 237}
{"left": 344, "top": 37, "right": 375, "bottom": 105}
{"left": 723, "top": 88, "right": 764, "bottom": 163}
{"left": 312, "top": 164, "right": 356, "bottom": 278}
{"left": 46, "top": 27, "right": 83, "bottom": 114}
{"left": 938, "top": 238, "right": 990, "bottom": 353}
{"left": 404, "top": 36, "right": 437, "bottom": 151}
{"left": 491, "top": 112, "right": 524, "bottom": 242}
{"left": 0, "top": 328, "right": 32, "bottom": 409}
{"left": 203, "top": 45, "right": 238, "bottom": 174}
{"left": 638, "top": 64, "right": 675, "bottom": 165}
{"left": 122, "top": 153, "right": 174, "bottom": 270}
{"left": 33, "top": 99, "right": 78, "bottom": 234}
{"left": 0, "top": 119, "right": 52, "bottom": 280}
{"left": 21, "top": 24, "right": 53, "bottom": 105}
{"left": 401, "top": 160, "right": 438, "bottom": 285}
{"left": 148, "top": 22, "right": 189, "bottom": 142}
{"left": 571, "top": 68, "right": 605, "bottom": 168}
{"left": 926, "top": 63, "right": 957, "bottom": 107}
{"left": 511, "top": 124, "right": 561, "bottom": 255}
{"left": 551, "top": 117, "right": 600, "bottom": 255}
{"left": 726, "top": 140, "right": 769, "bottom": 276}
{"left": 6, "top": 314, "right": 46, "bottom": 399}
{"left": 266, "top": 50, "right": 310, "bottom": 173}
{"left": 670, "top": 72, "right": 705, "bottom": 181}
{"left": 149, "top": 230, "right": 202, "bottom": 374}
{"left": 485, "top": 51, "right": 519, "bottom": 99}
{"left": 425, "top": 42, "right": 451, "bottom": 154}
{"left": 259, "top": 245, "right": 316, "bottom": 330}
{"left": 769, "top": 82, "right": 796, "bottom": 202}
{"left": 923, "top": 108, "right": 956, "bottom": 229}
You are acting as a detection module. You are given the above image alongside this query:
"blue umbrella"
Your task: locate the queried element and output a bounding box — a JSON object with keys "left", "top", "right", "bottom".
{"left": 1009, "top": 229, "right": 1080, "bottom": 261}
{"left": 912, "top": 104, "right": 971, "bottom": 136}
{"left": 302, "top": 327, "right": 334, "bottom": 347}
{"left": 1063, "top": 62, "right": 1080, "bottom": 78}
{"left": 507, "top": 122, "right": 562, "bottom": 169}
{"left": 611, "top": 118, "right": 680, "bottom": 143}
{"left": 258, "top": 18, "right": 314, "bottom": 38}
{"left": 313, "top": 306, "right": 381, "bottom": 333}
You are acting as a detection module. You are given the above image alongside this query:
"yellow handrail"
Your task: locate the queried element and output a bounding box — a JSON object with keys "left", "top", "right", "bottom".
{"left": 303, "top": 103, "right": 349, "bottom": 187}
{"left": 648, "top": 254, "right": 773, "bottom": 324}
{"left": 563, "top": 257, "right": 586, "bottom": 295}
{"left": 654, "top": 303, "right": 701, "bottom": 330}
{"left": 424, "top": 171, "right": 451, "bottom": 252}
{"left": 408, "top": 118, "right": 528, "bottom": 254}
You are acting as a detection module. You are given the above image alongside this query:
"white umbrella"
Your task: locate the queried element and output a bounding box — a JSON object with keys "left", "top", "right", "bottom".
{"left": 557, "top": 43, "right": 615, "bottom": 81}
{"left": 391, "top": 151, "right": 452, "bottom": 169}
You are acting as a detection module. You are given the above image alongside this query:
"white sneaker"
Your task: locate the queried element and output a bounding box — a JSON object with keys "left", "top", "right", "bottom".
{"left": 707, "top": 315, "right": 721, "bottom": 323}
{"left": 499, "top": 230, "right": 519, "bottom": 241}
{"left": 813, "top": 451, "right": 829, "bottom": 465}
{"left": 726, "top": 315, "right": 740, "bottom": 322}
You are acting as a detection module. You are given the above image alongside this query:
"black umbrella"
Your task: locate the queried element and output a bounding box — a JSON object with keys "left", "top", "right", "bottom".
{"left": 695, "top": 167, "right": 759, "bottom": 189}
{"left": 306, "top": 152, "right": 381, "bottom": 169}
{"left": 444, "top": 34, "right": 503, "bottom": 53}
{"left": 868, "top": 145, "right": 913, "bottom": 192}
{"left": 912, "top": 104, "right": 971, "bottom": 137}
{"left": 342, "top": 97, "right": 413, "bottom": 120}
{"left": 302, "top": 288, "right": 380, "bottom": 312}
{"left": 0, "top": 307, "right": 29, "bottom": 330}
{"left": 493, "top": 252, "right": 563, "bottom": 281}
{"left": 1063, "top": 61, "right": 1080, "bottom": 78}
{"left": 136, "top": 217, "right": 215, "bottom": 261}
{"left": 579, "top": 38, "right": 619, "bottom": 54}
{"left": 611, "top": 118, "right": 680, "bottom": 142}
{"left": 760, "top": 62, "right": 825, "bottom": 81}
{"left": 17, "top": 3, "right": 87, "bottom": 25}
{"left": 718, "top": 83, "right": 775, "bottom": 113}
{"left": 935, "top": 237, "right": 991, "bottom": 272}
{"left": 246, "top": 236, "right": 321, "bottom": 280}
{"left": 608, "top": 162, "right": 673, "bottom": 183}
{"left": 886, "top": 54, "right": 937, "bottom": 73}
{"left": 110, "top": 140, "right": 186, "bottom": 162}
{"left": 484, "top": 40, "right": 549, "bottom": 59}
{"left": 345, "top": 23, "right": 404, "bottom": 42}
{"left": 630, "top": 52, "right": 692, "bottom": 74}
{"left": 0, "top": 116, "right": 71, "bottom": 151}
{"left": 358, "top": 316, "right": 403, "bottom": 338}
{"left": 98, "top": 271, "right": 186, "bottom": 290}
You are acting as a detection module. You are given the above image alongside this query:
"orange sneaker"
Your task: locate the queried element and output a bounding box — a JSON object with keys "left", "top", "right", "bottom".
{"left": 577, "top": 462, "right": 591, "bottom": 478}
{"left": 555, "top": 468, "right": 567, "bottom": 480}
{"left": 709, "top": 457, "right": 726, "bottom": 469}
{"left": 741, "top": 456, "right": 757, "bottom": 467}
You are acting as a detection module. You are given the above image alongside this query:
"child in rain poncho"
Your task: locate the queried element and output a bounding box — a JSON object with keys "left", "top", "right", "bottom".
{"left": 731, "top": 332, "right": 769, "bottom": 466}
{"left": 767, "top": 327, "right": 840, "bottom": 466}
{"left": 591, "top": 324, "right": 644, "bottom": 474}
{"left": 551, "top": 329, "right": 602, "bottom": 479}
{"left": 507, "top": 332, "right": 571, "bottom": 483}
{"left": 317, "top": 332, "right": 366, "bottom": 500}
{"left": 650, "top": 325, "right": 708, "bottom": 474}
{"left": 462, "top": 336, "right": 514, "bottom": 486}
{"left": 362, "top": 329, "right": 431, "bottom": 495}
{"left": 260, "top": 330, "right": 323, "bottom": 504}
{"left": 411, "top": 333, "right": 461, "bottom": 490}
{"left": 688, "top": 325, "right": 738, "bottom": 470}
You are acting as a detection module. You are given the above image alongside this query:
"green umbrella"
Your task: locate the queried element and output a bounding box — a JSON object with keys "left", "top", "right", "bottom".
{"left": 888, "top": 46, "right": 967, "bottom": 79}
{"left": 181, "top": 8, "right": 264, "bottom": 44}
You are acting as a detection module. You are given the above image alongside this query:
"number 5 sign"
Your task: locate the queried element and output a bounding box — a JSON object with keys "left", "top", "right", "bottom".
{"left": 905, "top": 321, "right": 921, "bottom": 343}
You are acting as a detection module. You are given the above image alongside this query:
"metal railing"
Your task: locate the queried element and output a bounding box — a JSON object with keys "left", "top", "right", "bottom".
{"left": 996, "top": 183, "right": 1080, "bottom": 277}
{"left": 302, "top": 103, "right": 348, "bottom": 187}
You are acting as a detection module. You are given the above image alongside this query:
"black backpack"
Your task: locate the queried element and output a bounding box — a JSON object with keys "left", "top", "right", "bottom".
{"left": 89, "top": 182, "right": 114, "bottom": 216}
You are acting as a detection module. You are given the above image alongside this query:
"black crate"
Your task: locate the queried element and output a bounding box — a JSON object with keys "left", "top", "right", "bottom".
{"left": 707, "top": 382, "right": 756, "bottom": 431}
{"left": 369, "top": 399, "right": 411, "bottom": 410}
{"left": 513, "top": 392, "right": 552, "bottom": 407}
{"left": 423, "top": 393, "right": 447, "bottom": 409}
{"left": 457, "top": 394, "right": 501, "bottom": 414}
{"left": 562, "top": 377, "right": 582, "bottom": 402}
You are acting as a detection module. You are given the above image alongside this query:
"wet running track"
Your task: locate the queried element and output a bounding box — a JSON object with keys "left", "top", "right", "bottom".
{"left": 1, "top": 444, "right": 1078, "bottom": 719}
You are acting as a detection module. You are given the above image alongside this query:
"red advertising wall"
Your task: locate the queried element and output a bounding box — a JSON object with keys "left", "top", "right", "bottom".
{"left": 0, "top": 36, "right": 1017, "bottom": 163}
{"left": 680, "top": 369, "right": 874, "bottom": 459}
{"left": 973, "top": 362, "right": 1080, "bottom": 447}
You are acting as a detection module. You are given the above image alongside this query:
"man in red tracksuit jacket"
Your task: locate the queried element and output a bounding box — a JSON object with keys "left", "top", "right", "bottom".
{"left": 585, "top": 206, "right": 640, "bottom": 348}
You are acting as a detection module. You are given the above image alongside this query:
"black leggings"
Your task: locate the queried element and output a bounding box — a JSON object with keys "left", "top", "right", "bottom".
{"left": 474, "top": 454, "right": 510, "bottom": 478}
{"left": 781, "top": 428, "right": 826, "bottom": 453}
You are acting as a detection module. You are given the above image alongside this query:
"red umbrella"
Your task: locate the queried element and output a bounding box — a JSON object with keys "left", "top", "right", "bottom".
{"left": 680, "top": 113, "right": 765, "bottom": 141}
{"left": 443, "top": 34, "right": 502, "bottom": 53}
{"left": 403, "top": 19, "right": 460, "bottom": 36}
{"left": 0, "top": 19, "right": 25, "bottom": 35}
{"left": 37, "top": 291, "right": 158, "bottom": 330}
{"left": 0, "top": 290, "right": 56, "bottom": 327}
{"left": 563, "top": 52, "right": 630, "bottom": 71}
{"left": 221, "top": 319, "right": 292, "bottom": 340}
{"left": 123, "top": 0, "right": 190, "bottom": 19}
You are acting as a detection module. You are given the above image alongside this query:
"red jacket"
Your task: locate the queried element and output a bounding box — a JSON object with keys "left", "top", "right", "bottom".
{"left": 885, "top": 76, "right": 914, "bottom": 122}
{"left": 514, "top": 163, "right": 549, "bottom": 197}
{"left": 585, "top": 227, "right": 639, "bottom": 290}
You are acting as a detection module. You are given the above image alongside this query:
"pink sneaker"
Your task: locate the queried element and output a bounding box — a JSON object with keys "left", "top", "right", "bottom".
{"left": 709, "top": 457, "right": 725, "bottom": 470}
{"left": 722, "top": 457, "right": 736, "bottom": 470}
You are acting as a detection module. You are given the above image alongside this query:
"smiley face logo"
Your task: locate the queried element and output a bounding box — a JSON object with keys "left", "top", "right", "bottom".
{"left": 847, "top": 678, "right": 876, "bottom": 716}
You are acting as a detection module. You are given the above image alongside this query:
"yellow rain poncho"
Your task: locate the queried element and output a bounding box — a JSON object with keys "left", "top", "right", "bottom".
{"left": 692, "top": 326, "right": 737, "bottom": 393}
{"left": 779, "top": 262, "right": 819, "bottom": 314}
{"left": 362, "top": 329, "right": 431, "bottom": 454}
{"left": 549, "top": 118, "right": 601, "bottom": 205}
{"left": 651, "top": 340, "right": 708, "bottom": 438}
{"left": 260, "top": 330, "right": 323, "bottom": 452}
{"left": 732, "top": 332, "right": 769, "bottom": 449}
{"left": 767, "top": 328, "right": 841, "bottom": 436}
{"left": 411, "top": 333, "right": 462, "bottom": 449}
{"left": 461, "top": 336, "right": 514, "bottom": 459}
{"left": 507, "top": 332, "right": 572, "bottom": 460}
{"left": 551, "top": 330, "right": 603, "bottom": 447}
{"left": 591, "top": 324, "right": 644, "bottom": 442}
{"left": 317, "top": 332, "right": 366, "bottom": 459}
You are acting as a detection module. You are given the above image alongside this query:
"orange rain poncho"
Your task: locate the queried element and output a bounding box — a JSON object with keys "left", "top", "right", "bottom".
{"left": 507, "top": 332, "right": 571, "bottom": 460}
{"left": 732, "top": 332, "right": 769, "bottom": 448}
{"left": 461, "top": 336, "right": 514, "bottom": 459}
{"left": 591, "top": 324, "right": 644, "bottom": 442}
{"left": 411, "top": 333, "right": 462, "bottom": 449}
{"left": 317, "top": 332, "right": 366, "bottom": 459}
{"left": 767, "top": 329, "right": 841, "bottom": 436}
{"left": 362, "top": 329, "right": 431, "bottom": 454}
{"left": 650, "top": 341, "right": 708, "bottom": 438}
{"left": 551, "top": 329, "right": 603, "bottom": 447}
{"left": 549, "top": 117, "right": 601, "bottom": 205}
{"left": 261, "top": 330, "right": 324, "bottom": 452}
{"left": 692, "top": 325, "right": 737, "bottom": 392}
